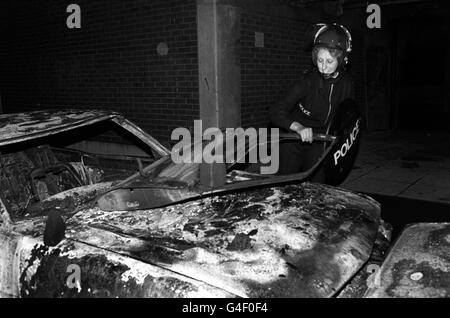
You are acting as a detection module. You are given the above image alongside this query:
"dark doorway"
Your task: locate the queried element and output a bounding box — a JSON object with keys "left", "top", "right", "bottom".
{"left": 394, "top": 19, "right": 450, "bottom": 131}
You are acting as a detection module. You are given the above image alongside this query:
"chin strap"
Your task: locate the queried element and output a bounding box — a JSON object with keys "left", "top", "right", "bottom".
{"left": 322, "top": 71, "right": 340, "bottom": 79}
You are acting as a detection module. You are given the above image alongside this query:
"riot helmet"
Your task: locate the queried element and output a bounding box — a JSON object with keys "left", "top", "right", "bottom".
{"left": 312, "top": 23, "right": 352, "bottom": 76}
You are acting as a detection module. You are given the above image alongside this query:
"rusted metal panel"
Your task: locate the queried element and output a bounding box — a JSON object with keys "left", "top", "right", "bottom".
{"left": 69, "top": 182, "right": 380, "bottom": 297}
{"left": 364, "top": 223, "right": 450, "bottom": 298}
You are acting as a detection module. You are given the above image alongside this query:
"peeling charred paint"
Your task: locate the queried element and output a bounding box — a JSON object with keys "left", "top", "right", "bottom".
{"left": 336, "top": 221, "right": 393, "bottom": 298}
{"left": 425, "top": 227, "right": 450, "bottom": 251}
{"left": 64, "top": 182, "right": 380, "bottom": 298}
{"left": 21, "top": 245, "right": 140, "bottom": 298}
{"left": 10, "top": 182, "right": 113, "bottom": 238}
{"left": 6, "top": 181, "right": 380, "bottom": 298}
{"left": 0, "top": 110, "right": 169, "bottom": 156}
{"left": 227, "top": 234, "right": 252, "bottom": 251}
{"left": 0, "top": 109, "right": 385, "bottom": 298}
{"left": 19, "top": 242, "right": 236, "bottom": 298}
{"left": 386, "top": 260, "right": 450, "bottom": 297}
{"left": 241, "top": 241, "right": 343, "bottom": 298}
{"left": 336, "top": 261, "right": 382, "bottom": 298}
{"left": 0, "top": 110, "right": 117, "bottom": 147}
{"left": 364, "top": 223, "right": 450, "bottom": 298}
{"left": 4, "top": 172, "right": 378, "bottom": 298}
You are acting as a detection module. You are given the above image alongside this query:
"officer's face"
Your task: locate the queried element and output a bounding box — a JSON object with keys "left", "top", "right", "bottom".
{"left": 316, "top": 49, "right": 338, "bottom": 75}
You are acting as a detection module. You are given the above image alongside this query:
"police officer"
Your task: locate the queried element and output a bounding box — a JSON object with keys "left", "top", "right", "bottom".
{"left": 270, "top": 23, "right": 356, "bottom": 180}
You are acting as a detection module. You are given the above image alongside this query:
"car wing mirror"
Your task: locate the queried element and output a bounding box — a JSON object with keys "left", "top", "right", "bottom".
{"left": 44, "top": 209, "right": 66, "bottom": 247}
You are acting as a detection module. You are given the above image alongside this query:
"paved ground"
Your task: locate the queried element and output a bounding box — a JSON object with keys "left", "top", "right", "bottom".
{"left": 340, "top": 130, "right": 450, "bottom": 204}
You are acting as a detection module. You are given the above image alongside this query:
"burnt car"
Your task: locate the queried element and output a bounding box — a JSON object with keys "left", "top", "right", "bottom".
{"left": 0, "top": 109, "right": 446, "bottom": 298}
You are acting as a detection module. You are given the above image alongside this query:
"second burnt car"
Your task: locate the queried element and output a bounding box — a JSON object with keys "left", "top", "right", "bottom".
{"left": 0, "top": 107, "right": 436, "bottom": 298}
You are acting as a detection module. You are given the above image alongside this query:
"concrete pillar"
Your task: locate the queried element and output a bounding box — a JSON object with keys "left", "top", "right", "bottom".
{"left": 197, "top": 0, "right": 241, "bottom": 189}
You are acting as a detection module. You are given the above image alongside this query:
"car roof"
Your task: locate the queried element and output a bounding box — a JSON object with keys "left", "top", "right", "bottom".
{"left": 0, "top": 109, "right": 121, "bottom": 146}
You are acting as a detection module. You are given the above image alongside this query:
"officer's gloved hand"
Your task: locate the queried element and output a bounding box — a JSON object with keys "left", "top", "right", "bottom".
{"left": 289, "top": 122, "right": 313, "bottom": 143}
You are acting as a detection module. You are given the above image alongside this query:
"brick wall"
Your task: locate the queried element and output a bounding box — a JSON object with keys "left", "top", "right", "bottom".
{"left": 0, "top": 0, "right": 368, "bottom": 142}
{"left": 0, "top": 0, "right": 198, "bottom": 144}
{"left": 239, "top": 4, "right": 367, "bottom": 130}
{"left": 348, "top": 29, "right": 366, "bottom": 125}
{"left": 240, "top": 11, "right": 312, "bottom": 128}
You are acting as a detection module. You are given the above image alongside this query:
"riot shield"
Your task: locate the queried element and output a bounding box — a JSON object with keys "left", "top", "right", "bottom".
{"left": 323, "top": 99, "right": 362, "bottom": 186}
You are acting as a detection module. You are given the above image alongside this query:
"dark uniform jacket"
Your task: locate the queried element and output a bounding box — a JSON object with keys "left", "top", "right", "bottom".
{"left": 270, "top": 69, "right": 355, "bottom": 133}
